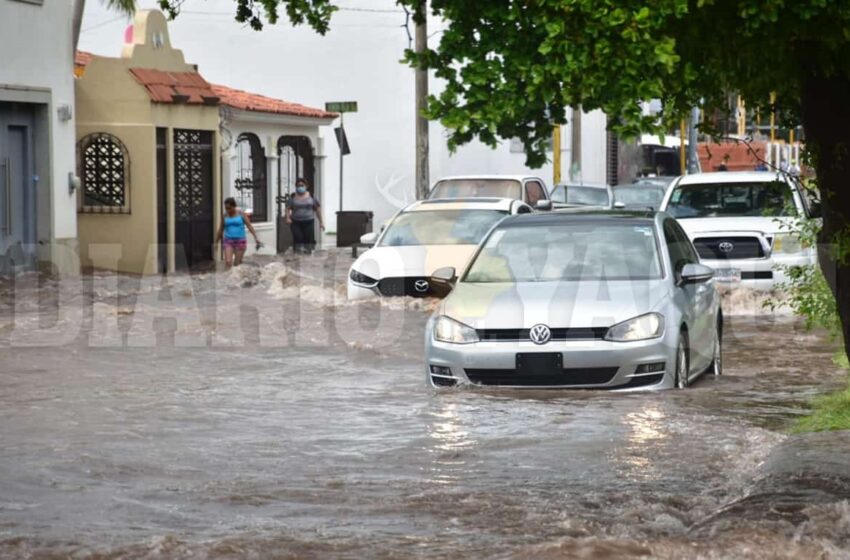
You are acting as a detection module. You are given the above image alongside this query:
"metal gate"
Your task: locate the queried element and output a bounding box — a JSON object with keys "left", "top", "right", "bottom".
{"left": 0, "top": 104, "right": 37, "bottom": 273}
{"left": 173, "top": 129, "right": 213, "bottom": 269}
{"left": 276, "top": 136, "right": 314, "bottom": 254}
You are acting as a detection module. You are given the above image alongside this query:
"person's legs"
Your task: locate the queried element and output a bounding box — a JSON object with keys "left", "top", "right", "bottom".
{"left": 302, "top": 219, "right": 316, "bottom": 254}
{"left": 223, "top": 241, "right": 235, "bottom": 269}
{"left": 234, "top": 242, "right": 247, "bottom": 266}
{"left": 290, "top": 221, "right": 305, "bottom": 253}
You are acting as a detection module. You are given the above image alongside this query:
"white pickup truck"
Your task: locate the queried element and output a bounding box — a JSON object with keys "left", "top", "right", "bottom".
{"left": 659, "top": 171, "right": 817, "bottom": 289}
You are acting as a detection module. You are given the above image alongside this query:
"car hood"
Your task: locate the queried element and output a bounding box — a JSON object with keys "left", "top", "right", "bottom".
{"left": 441, "top": 279, "right": 670, "bottom": 329}
{"left": 352, "top": 244, "right": 479, "bottom": 278}
{"left": 675, "top": 216, "right": 796, "bottom": 237}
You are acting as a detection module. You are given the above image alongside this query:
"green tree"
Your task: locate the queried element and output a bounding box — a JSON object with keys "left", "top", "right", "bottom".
{"left": 163, "top": 0, "right": 850, "bottom": 360}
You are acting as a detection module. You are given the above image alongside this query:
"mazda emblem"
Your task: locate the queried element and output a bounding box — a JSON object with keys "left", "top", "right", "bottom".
{"left": 718, "top": 241, "right": 735, "bottom": 253}
{"left": 529, "top": 324, "right": 552, "bottom": 345}
{"left": 414, "top": 279, "right": 429, "bottom": 293}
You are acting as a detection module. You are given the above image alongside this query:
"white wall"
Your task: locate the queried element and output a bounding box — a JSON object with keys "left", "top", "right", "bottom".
{"left": 0, "top": 0, "right": 77, "bottom": 242}
{"left": 79, "top": 1, "right": 608, "bottom": 228}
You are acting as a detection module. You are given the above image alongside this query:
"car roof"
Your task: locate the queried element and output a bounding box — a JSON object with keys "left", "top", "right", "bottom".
{"left": 403, "top": 197, "right": 518, "bottom": 212}
{"left": 499, "top": 210, "right": 658, "bottom": 228}
{"left": 675, "top": 171, "right": 788, "bottom": 186}
{"left": 434, "top": 175, "right": 535, "bottom": 182}
{"left": 553, "top": 182, "right": 609, "bottom": 189}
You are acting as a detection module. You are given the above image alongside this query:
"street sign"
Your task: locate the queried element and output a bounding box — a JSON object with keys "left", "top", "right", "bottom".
{"left": 334, "top": 127, "right": 351, "bottom": 155}
{"left": 325, "top": 101, "right": 358, "bottom": 113}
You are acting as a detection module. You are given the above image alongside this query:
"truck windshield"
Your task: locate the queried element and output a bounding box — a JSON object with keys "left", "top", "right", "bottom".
{"left": 429, "top": 179, "right": 522, "bottom": 200}
{"left": 666, "top": 181, "right": 795, "bottom": 218}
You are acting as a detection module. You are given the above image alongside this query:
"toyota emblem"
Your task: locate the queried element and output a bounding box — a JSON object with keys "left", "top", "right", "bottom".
{"left": 718, "top": 241, "right": 735, "bottom": 253}
{"left": 414, "top": 279, "right": 429, "bottom": 293}
{"left": 529, "top": 324, "right": 552, "bottom": 345}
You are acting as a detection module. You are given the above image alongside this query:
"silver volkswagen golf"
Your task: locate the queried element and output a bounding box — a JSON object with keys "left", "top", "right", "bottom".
{"left": 424, "top": 211, "right": 722, "bottom": 390}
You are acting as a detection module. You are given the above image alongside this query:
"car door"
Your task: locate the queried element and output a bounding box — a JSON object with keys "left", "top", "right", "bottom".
{"left": 523, "top": 179, "right": 547, "bottom": 206}
{"left": 664, "top": 219, "right": 708, "bottom": 373}
{"left": 667, "top": 218, "right": 714, "bottom": 370}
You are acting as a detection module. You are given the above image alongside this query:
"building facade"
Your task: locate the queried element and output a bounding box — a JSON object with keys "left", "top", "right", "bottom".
{"left": 0, "top": 0, "right": 78, "bottom": 274}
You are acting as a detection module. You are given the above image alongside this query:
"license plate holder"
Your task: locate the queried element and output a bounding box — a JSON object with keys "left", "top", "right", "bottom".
{"left": 516, "top": 352, "right": 563, "bottom": 375}
{"left": 714, "top": 268, "right": 741, "bottom": 283}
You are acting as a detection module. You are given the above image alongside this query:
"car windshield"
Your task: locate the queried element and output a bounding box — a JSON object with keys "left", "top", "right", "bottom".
{"left": 380, "top": 209, "right": 508, "bottom": 246}
{"left": 550, "top": 185, "right": 610, "bottom": 206}
{"left": 464, "top": 222, "right": 663, "bottom": 283}
{"left": 666, "top": 181, "right": 795, "bottom": 218}
{"left": 613, "top": 186, "right": 666, "bottom": 209}
{"left": 429, "top": 179, "right": 522, "bottom": 199}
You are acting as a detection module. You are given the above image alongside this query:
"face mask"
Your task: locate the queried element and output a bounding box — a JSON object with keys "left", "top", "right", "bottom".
{"left": 296, "top": 186, "right": 307, "bottom": 194}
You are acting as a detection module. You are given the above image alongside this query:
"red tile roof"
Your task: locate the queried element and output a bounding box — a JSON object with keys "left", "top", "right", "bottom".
{"left": 129, "top": 68, "right": 220, "bottom": 105}
{"left": 211, "top": 84, "right": 336, "bottom": 119}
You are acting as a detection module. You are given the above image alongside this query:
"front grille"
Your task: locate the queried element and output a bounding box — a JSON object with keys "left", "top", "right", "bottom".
{"left": 741, "top": 271, "right": 773, "bottom": 280}
{"left": 377, "top": 277, "right": 433, "bottom": 297}
{"left": 692, "top": 236, "right": 765, "bottom": 260}
{"left": 464, "top": 367, "right": 618, "bottom": 387}
{"left": 476, "top": 327, "right": 608, "bottom": 342}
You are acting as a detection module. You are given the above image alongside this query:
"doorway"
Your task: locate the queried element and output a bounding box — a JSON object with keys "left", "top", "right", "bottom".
{"left": 0, "top": 104, "right": 37, "bottom": 273}
{"left": 173, "top": 129, "right": 214, "bottom": 269}
{"left": 276, "top": 136, "right": 314, "bottom": 254}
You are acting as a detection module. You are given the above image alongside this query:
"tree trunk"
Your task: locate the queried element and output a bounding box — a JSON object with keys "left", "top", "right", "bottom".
{"left": 800, "top": 73, "right": 850, "bottom": 361}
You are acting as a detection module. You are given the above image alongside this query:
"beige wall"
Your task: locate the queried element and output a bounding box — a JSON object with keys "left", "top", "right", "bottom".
{"left": 75, "top": 11, "right": 222, "bottom": 275}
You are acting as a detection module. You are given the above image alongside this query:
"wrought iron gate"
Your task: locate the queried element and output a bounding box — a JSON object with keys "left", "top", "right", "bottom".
{"left": 173, "top": 129, "right": 213, "bottom": 269}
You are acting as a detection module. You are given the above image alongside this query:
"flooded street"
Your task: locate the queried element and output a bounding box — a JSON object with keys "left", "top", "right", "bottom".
{"left": 1, "top": 252, "right": 849, "bottom": 559}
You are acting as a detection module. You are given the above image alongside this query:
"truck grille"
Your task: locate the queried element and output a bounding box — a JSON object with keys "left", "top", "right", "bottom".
{"left": 692, "top": 236, "right": 765, "bottom": 260}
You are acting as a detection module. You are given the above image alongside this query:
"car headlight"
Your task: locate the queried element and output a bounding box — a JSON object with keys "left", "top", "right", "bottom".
{"left": 604, "top": 313, "right": 665, "bottom": 342}
{"left": 349, "top": 268, "right": 378, "bottom": 286}
{"left": 773, "top": 233, "right": 805, "bottom": 254}
{"left": 433, "top": 315, "right": 479, "bottom": 344}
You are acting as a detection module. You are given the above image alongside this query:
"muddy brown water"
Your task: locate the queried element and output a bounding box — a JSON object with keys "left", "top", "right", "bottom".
{"left": 1, "top": 252, "right": 849, "bottom": 559}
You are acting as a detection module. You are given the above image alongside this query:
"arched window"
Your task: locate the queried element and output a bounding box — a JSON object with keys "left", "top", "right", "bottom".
{"left": 77, "top": 133, "right": 130, "bottom": 214}
{"left": 234, "top": 133, "right": 268, "bottom": 222}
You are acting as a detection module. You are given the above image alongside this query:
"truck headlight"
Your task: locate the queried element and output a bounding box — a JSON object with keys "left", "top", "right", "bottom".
{"left": 605, "top": 313, "right": 665, "bottom": 342}
{"left": 349, "top": 268, "right": 378, "bottom": 286}
{"left": 433, "top": 316, "right": 479, "bottom": 344}
{"left": 773, "top": 233, "right": 805, "bottom": 254}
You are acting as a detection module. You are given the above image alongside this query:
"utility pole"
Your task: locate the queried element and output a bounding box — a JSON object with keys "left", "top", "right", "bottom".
{"left": 570, "top": 106, "right": 582, "bottom": 182}
{"left": 552, "top": 125, "right": 562, "bottom": 185}
{"left": 688, "top": 107, "right": 700, "bottom": 174}
{"left": 414, "top": 2, "right": 429, "bottom": 200}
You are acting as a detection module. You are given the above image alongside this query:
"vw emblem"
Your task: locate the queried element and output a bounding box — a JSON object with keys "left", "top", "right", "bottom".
{"left": 529, "top": 324, "right": 551, "bottom": 345}
{"left": 718, "top": 241, "right": 735, "bottom": 253}
{"left": 414, "top": 279, "right": 429, "bottom": 293}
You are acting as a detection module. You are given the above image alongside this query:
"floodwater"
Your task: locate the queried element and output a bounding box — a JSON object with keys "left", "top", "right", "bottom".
{"left": 1, "top": 251, "right": 849, "bottom": 559}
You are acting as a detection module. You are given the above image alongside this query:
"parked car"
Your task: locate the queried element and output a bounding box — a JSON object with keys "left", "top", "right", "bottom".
{"left": 613, "top": 181, "right": 669, "bottom": 210}
{"left": 428, "top": 175, "right": 550, "bottom": 207}
{"left": 659, "top": 171, "right": 817, "bottom": 288}
{"left": 549, "top": 183, "right": 613, "bottom": 210}
{"left": 348, "top": 198, "right": 532, "bottom": 300}
{"left": 424, "top": 211, "right": 722, "bottom": 390}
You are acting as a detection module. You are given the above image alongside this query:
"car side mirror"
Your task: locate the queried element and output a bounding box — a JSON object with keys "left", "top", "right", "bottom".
{"left": 679, "top": 263, "right": 714, "bottom": 285}
{"left": 360, "top": 232, "right": 378, "bottom": 246}
{"left": 430, "top": 266, "right": 457, "bottom": 297}
{"left": 535, "top": 200, "right": 553, "bottom": 211}
{"left": 613, "top": 201, "right": 626, "bottom": 209}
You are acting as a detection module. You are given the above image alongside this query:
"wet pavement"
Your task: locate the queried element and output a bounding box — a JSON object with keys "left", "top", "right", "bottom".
{"left": 1, "top": 251, "right": 849, "bottom": 559}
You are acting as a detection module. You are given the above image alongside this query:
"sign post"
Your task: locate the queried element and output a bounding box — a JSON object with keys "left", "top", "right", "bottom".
{"left": 326, "top": 101, "right": 357, "bottom": 211}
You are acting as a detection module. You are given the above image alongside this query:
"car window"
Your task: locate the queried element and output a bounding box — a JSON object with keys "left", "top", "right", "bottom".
{"left": 665, "top": 181, "right": 795, "bottom": 218}
{"left": 429, "top": 179, "right": 522, "bottom": 200}
{"left": 464, "top": 222, "right": 663, "bottom": 283}
{"left": 525, "top": 180, "right": 546, "bottom": 205}
{"left": 380, "top": 209, "right": 508, "bottom": 246}
{"left": 663, "top": 219, "right": 695, "bottom": 273}
{"left": 613, "top": 186, "right": 666, "bottom": 209}
{"left": 551, "top": 185, "right": 610, "bottom": 206}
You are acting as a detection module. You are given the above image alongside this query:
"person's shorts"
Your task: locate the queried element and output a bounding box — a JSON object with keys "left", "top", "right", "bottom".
{"left": 223, "top": 237, "right": 247, "bottom": 250}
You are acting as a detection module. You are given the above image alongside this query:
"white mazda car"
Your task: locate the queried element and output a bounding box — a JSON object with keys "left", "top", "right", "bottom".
{"left": 347, "top": 198, "right": 531, "bottom": 300}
